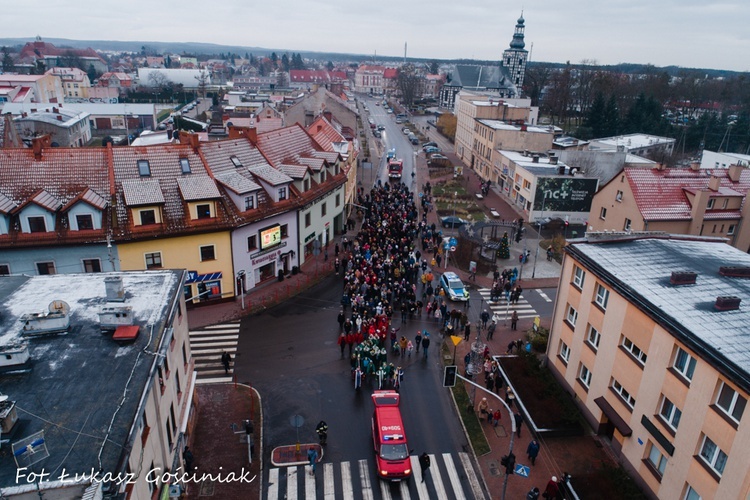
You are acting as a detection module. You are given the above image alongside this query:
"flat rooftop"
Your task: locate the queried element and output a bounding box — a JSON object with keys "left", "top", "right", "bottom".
{"left": 0, "top": 271, "right": 183, "bottom": 489}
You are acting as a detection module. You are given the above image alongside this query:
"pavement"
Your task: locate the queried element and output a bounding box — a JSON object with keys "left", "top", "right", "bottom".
{"left": 181, "top": 124, "right": 619, "bottom": 499}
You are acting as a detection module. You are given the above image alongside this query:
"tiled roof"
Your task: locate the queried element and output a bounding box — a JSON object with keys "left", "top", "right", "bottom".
{"left": 214, "top": 171, "right": 261, "bottom": 194}
{"left": 176, "top": 176, "right": 221, "bottom": 201}
{"left": 307, "top": 116, "right": 346, "bottom": 152}
{"left": 248, "top": 164, "right": 293, "bottom": 186}
{"left": 256, "top": 124, "right": 321, "bottom": 167}
{"left": 297, "top": 157, "right": 325, "bottom": 172}
{"left": 383, "top": 68, "right": 398, "bottom": 79}
{"left": 279, "top": 164, "right": 310, "bottom": 179}
{"left": 121, "top": 179, "right": 165, "bottom": 206}
{"left": 29, "top": 190, "right": 61, "bottom": 212}
{"left": 61, "top": 187, "right": 108, "bottom": 212}
{"left": 626, "top": 168, "right": 750, "bottom": 221}
{"left": 311, "top": 151, "right": 340, "bottom": 163}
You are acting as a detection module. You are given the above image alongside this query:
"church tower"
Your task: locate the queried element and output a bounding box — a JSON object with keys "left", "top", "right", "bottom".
{"left": 502, "top": 14, "right": 528, "bottom": 89}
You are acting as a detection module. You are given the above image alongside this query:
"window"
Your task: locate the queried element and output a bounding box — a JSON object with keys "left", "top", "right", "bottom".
{"left": 140, "top": 209, "right": 156, "bottom": 225}
{"left": 137, "top": 160, "right": 151, "bottom": 176}
{"left": 623, "top": 218, "right": 632, "bottom": 231}
{"left": 170, "top": 403, "right": 177, "bottom": 433}
{"left": 673, "top": 347, "right": 697, "bottom": 381}
{"left": 321, "top": 203, "right": 327, "bottom": 217}
{"left": 141, "top": 413, "right": 151, "bottom": 446}
{"left": 706, "top": 198, "right": 715, "bottom": 209}
{"left": 595, "top": 283, "right": 610, "bottom": 309}
{"left": 175, "top": 371, "right": 181, "bottom": 395}
{"left": 244, "top": 196, "right": 254, "bottom": 210}
{"left": 36, "top": 262, "right": 56, "bottom": 275}
{"left": 622, "top": 337, "right": 648, "bottom": 364}
{"left": 180, "top": 158, "right": 191, "bottom": 173}
{"left": 559, "top": 341, "right": 570, "bottom": 363}
{"left": 305, "top": 212, "right": 311, "bottom": 228}
{"left": 83, "top": 259, "right": 102, "bottom": 273}
{"left": 599, "top": 207, "right": 607, "bottom": 220}
{"left": 566, "top": 305, "right": 578, "bottom": 327}
{"left": 612, "top": 379, "right": 636, "bottom": 409}
{"left": 684, "top": 485, "right": 701, "bottom": 500}
{"left": 145, "top": 252, "right": 162, "bottom": 269}
{"left": 230, "top": 156, "right": 243, "bottom": 168}
{"left": 715, "top": 381, "right": 747, "bottom": 423}
{"left": 659, "top": 396, "right": 682, "bottom": 431}
{"left": 699, "top": 435, "right": 727, "bottom": 476}
{"left": 586, "top": 325, "right": 601, "bottom": 350}
{"left": 728, "top": 224, "right": 736, "bottom": 235}
{"left": 28, "top": 216, "right": 47, "bottom": 233}
{"left": 722, "top": 199, "right": 728, "bottom": 209}
{"left": 280, "top": 224, "right": 288, "bottom": 238}
{"left": 165, "top": 417, "right": 173, "bottom": 449}
{"left": 336, "top": 194, "right": 341, "bottom": 207}
{"left": 616, "top": 190, "right": 623, "bottom": 202}
{"left": 247, "top": 235, "right": 257, "bottom": 251}
{"left": 0, "top": 264, "right": 9, "bottom": 275}
{"left": 196, "top": 204, "right": 211, "bottom": 219}
{"left": 278, "top": 187, "right": 287, "bottom": 200}
{"left": 647, "top": 443, "right": 667, "bottom": 476}
{"left": 572, "top": 266, "right": 585, "bottom": 288}
{"left": 199, "top": 245, "right": 216, "bottom": 261}
{"left": 181, "top": 342, "right": 188, "bottom": 366}
{"left": 76, "top": 214, "right": 94, "bottom": 230}
{"left": 320, "top": 170, "right": 327, "bottom": 182}
{"left": 579, "top": 364, "right": 592, "bottom": 388}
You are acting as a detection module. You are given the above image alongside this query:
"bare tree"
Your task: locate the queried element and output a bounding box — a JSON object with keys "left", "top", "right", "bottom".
{"left": 195, "top": 70, "right": 209, "bottom": 99}
{"left": 397, "top": 65, "right": 423, "bottom": 109}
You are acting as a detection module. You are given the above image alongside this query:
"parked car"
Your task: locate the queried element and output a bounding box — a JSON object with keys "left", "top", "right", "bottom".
{"left": 441, "top": 216, "right": 468, "bottom": 228}
{"left": 387, "top": 109, "right": 393, "bottom": 114}
{"left": 403, "top": 127, "right": 411, "bottom": 135}
{"left": 377, "top": 125, "right": 386, "bottom": 131}
{"left": 422, "top": 142, "right": 438, "bottom": 149}
{"left": 428, "top": 156, "right": 451, "bottom": 168}
{"left": 373, "top": 130, "right": 382, "bottom": 138}
{"left": 439, "top": 271, "right": 469, "bottom": 302}
{"left": 424, "top": 146, "right": 441, "bottom": 155}
{"left": 428, "top": 153, "right": 448, "bottom": 161}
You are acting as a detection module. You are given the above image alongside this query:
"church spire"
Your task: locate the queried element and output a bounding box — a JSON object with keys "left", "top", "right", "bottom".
{"left": 509, "top": 13, "right": 526, "bottom": 50}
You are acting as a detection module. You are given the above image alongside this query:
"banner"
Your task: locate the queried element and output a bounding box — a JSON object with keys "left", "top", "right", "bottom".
{"left": 533, "top": 177, "right": 599, "bottom": 213}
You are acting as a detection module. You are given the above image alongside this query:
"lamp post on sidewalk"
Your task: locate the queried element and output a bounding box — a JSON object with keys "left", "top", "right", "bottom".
{"left": 531, "top": 191, "right": 548, "bottom": 279}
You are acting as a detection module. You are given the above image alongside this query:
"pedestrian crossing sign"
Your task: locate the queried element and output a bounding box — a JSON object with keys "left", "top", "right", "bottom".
{"left": 515, "top": 464, "right": 530, "bottom": 477}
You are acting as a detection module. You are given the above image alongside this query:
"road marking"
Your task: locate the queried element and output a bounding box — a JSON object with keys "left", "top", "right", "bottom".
{"left": 267, "top": 468, "right": 278, "bottom": 500}
{"left": 429, "top": 454, "right": 448, "bottom": 500}
{"left": 410, "top": 455, "right": 430, "bottom": 499}
{"left": 442, "top": 453, "right": 466, "bottom": 500}
{"left": 459, "top": 451, "right": 486, "bottom": 500}
{"left": 340, "top": 461, "right": 352, "bottom": 499}
{"left": 359, "top": 459, "right": 373, "bottom": 500}
{"left": 304, "top": 465, "right": 316, "bottom": 498}
{"left": 286, "top": 467, "right": 298, "bottom": 500}
{"left": 536, "top": 289, "right": 553, "bottom": 302}
{"left": 324, "top": 463, "right": 335, "bottom": 500}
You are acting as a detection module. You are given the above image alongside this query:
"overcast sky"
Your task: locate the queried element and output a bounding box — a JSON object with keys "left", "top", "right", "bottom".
{"left": 4, "top": 0, "right": 749, "bottom": 72}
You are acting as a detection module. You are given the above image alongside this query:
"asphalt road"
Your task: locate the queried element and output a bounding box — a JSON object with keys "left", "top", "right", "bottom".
{"left": 236, "top": 273, "right": 485, "bottom": 498}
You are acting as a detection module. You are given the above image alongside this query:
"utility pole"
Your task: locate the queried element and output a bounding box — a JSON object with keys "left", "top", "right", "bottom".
{"left": 531, "top": 191, "right": 548, "bottom": 279}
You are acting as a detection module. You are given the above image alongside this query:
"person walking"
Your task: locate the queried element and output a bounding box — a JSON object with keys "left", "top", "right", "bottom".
{"left": 183, "top": 446, "right": 194, "bottom": 471}
{"left": 514, "top": 411, "right": 524, "bottom": 437}
{"left": 463, "top": 322, "right": 471, "bottom": 341}
{"left": 544, "top": 476, "right": 560, "bottom": 499}
{"left": 526, "top": 439, "right": 540, "bottom": 466}
{"left": 307, "top": 447, "right": 319, "bottom": 475}
{"left": 422, "top": 333, "right": 431, "bottom": 358}
{"left": 415, "top": 330, "right": 422, "bottom": 352}
{"left": 418, "top": 452, "right": 431, "bottom": 482}
{"left": 221, "top": 351, "right": 232, "bottom": 374}
{"left": 506, "top": 387, "right": 516, "bottom": 408}
{"left": 338, "top": 332, "right": 346, "bottom": 358}
{"left": 487, "top": 320, "right": 496, "bottom": 340}
{"left": 480, "top": 310, "right": 490, "bottom": 330}
{"left": 316, "top": 421, "right": 328, "bottom": 445}
{"left": 511, "top": 310, "right": 518, "bottom": 331}
{"left": 337, "top": 309, "right": 346, "bottom": 332}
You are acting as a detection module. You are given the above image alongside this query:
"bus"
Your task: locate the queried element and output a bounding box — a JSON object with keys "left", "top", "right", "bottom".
{"left": 371, "top": 391, "right": 411, "bottom": 481}
{"left": 388, "top": 159, "right": 403, "bottom": 180}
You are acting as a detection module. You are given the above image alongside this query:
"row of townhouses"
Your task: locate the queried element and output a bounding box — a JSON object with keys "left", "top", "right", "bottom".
{"left": 0, "top": 118, "right": 357, "bottom": 305}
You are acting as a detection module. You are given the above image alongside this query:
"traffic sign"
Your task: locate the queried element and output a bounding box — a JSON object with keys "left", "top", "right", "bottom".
{"left": 449, "top": 237, "right": 458, "bottom": 247}
{"left": 514, "top": 464, "right": 530, "bottom": 477}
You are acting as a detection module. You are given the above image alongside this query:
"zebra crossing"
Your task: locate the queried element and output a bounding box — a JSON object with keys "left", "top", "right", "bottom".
{"left": 188, "top": 321, "right": 240, "bottom": 384}
{"left": 477, "top": 287, "right": 538, "bottom": 321}
{"left": 266, "top": 452, "right": 485, "bottom": 500}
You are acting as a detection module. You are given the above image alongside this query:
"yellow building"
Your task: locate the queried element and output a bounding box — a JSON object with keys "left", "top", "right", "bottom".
{"left": 118, "top": 232, "right": 233, "bottom": 304}
{"left": 547, "top": 232, "right": 750, "bottom": 499}
{"left": 46, "top": 67, "right": 92, "bottom": 99}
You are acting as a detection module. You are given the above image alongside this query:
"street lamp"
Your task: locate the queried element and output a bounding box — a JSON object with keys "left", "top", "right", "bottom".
{"left": 531, "top": 191, "right": 548, "bottom": 279}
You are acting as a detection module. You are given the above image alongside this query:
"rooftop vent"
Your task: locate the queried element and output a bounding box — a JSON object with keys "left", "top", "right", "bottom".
{"left": 20, "top": 300, "right": 70, "bottom": 336}
{"left": 670, "top": 271, "right": 697, "bottom": 285}
{"left": 719, "top": 266, "right": 750, "bottom": 278}
{"left": 98, "top": 305, "right": 134, "bottom": 331}
{"left": 0, "top": 343, "right": 30, "bottom": 371}
{"left": 715, "top": 296, "right": 741, "bottom": 311}
{"left": 532, "top": 155, "right": 539, "bottom": 163}
{"left": 549, "top": 156, "right": 559, "bottom": 165}
{"left": 0, "top": 398, "right": 18, "bottom": 434}
{"left": 104, "top": 276, "right": 125, "bottom": 302}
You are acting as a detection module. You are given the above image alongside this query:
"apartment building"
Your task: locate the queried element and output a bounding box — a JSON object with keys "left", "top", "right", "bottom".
{"left": 588, "top": 164, "right": 750, "bottom": 252}
{"left": 588, "top": 133, "right": 675, "bottom": 158}
{"left": 353, "top": 65, "right": 385, "bottom": 94}
{"left": 547, "top": 233, "right": 750, "bottom": 499}
{"left": 0, "top": 271, "right": 194, "bottom": 499}
{"left": 453, "top": 91, "right": 536, "bottom": 168}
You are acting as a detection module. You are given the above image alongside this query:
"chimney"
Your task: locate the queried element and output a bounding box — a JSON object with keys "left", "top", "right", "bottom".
{"left": 323, "top": 110, "right": 332, "bottom": 122}
{"left": 189, "top": 133, "right": 200, "bottom": 151}
{"left": 57, "top": 115, "right": 63, "bottom": 121}
{"left": 549, "top": 156, "right": 559, "bottom": 165}
{"left": 558, "top": 165, "right": 566, "bottom": 175}
{"left": 714, "top": 296, "right": 741, "bottom": 311}
{"left": 670, "top": 271, "right": 697, "bottom": 285}
{"left": 708, "top": 175, "right": 721, "bottom": 191}
{"left": 520, "top": 124, "right": 527, "bottom": 131}
{"left": 719, "top": 266, "right": 750, "bottom": 278}
{"left": 690, "top": 162, "right": 701, "bottom": 171}
{"left": 31, "top": 137, "right": 44, "bottom": 160}
{"left": 104, "top": 276, "right": 126, "bottom": 302}
{"left": 178, "top": 130, "right": 192, "bottom": 145}
{"left": 532, "top": 155, "right": 539, "bottom": 163}
{"left": 656, "top": 163, "right": 667, "bottom": 171}
{"left": 52, "top": 107, "right": 58, "bottom": 114}
{"left": 728, "top": 163, "right": 744, "bottom": 182}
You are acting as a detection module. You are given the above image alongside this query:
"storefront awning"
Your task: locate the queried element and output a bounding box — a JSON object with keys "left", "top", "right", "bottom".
{"left": 186, "top": 271, "right": 223, "bottom": 284}
{"left": 594, "top": 396, "right": 632, "bottom": 437}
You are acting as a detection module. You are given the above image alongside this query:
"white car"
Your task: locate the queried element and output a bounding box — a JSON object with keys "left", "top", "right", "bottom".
{"left": 403, "top": 128, "right": 411, "bottom": 135}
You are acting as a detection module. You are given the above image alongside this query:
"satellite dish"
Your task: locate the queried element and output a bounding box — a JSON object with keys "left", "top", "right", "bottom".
{"left": 0, "top": 395, "right": 8, "bottom": 403}
{"left": 49, "top": 300, "right": 70, "bottom": 315}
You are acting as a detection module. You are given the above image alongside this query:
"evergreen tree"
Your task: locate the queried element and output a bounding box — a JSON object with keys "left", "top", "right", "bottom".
{"left": 602, "top": 94, "right": 620, "bottom": 137}
{"left": 497, "top": 232, "right": 510, "bottom": 260}
{"left": 271, "top": 52, "right": 278, "bottom": 65}
{"left": 1, "top": 46, "right": 14, "bottom": 73}
{"left": 281, "top": 53, "right": 290, "bottom": 72}
{"left": 429, "top": 60, "right": 439, "bottom": 74}
{"left": 326, "top": 60, "right": 334, "bottom": 71}
{"left": 87, "top": 64, "right": 97, "bottom": 83}
{"left": 586, "top": 92, "right": 606, "bottom": 137}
